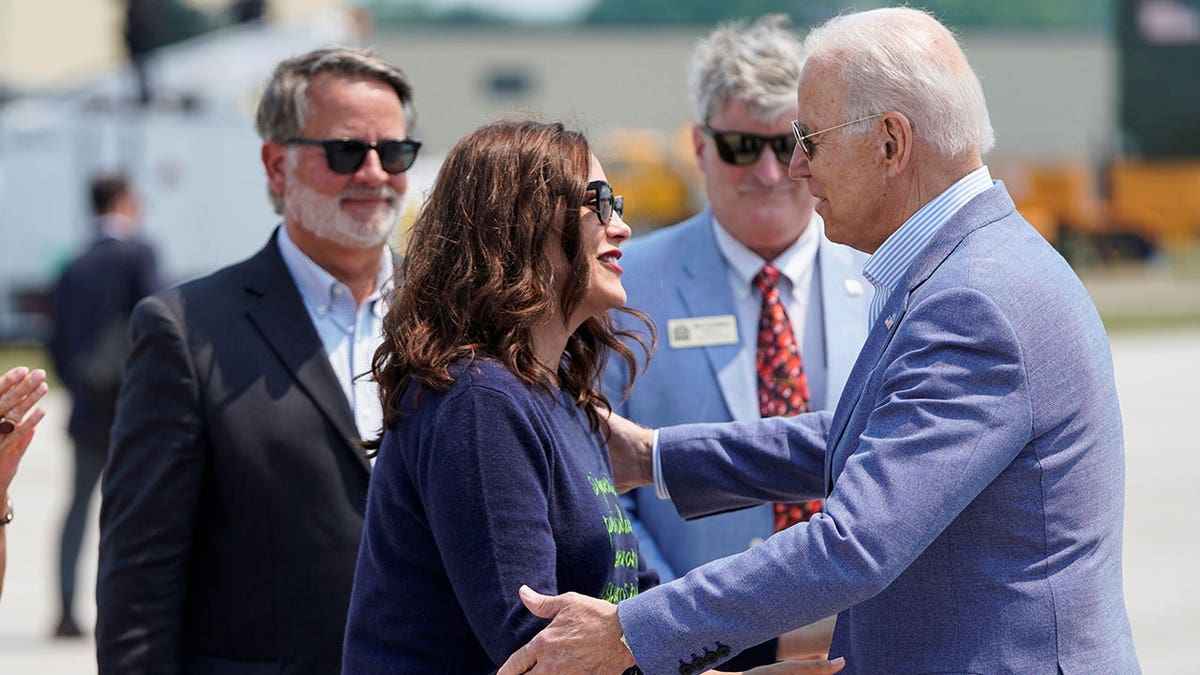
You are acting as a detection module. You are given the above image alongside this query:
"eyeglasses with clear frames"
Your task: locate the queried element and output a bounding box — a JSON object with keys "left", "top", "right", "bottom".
{"left": 791, "top": 113, "right": 887, "bottom": 160}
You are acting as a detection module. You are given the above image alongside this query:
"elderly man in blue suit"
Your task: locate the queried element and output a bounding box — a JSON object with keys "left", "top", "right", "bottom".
{"left": 605, "top": 14, "right": 870, "bottom": 582}
{"left": 501, "top": 7, "right": 1139, "bottom": 675}
{"left": 603, "top": 16, "right": 869, "bottom": 668}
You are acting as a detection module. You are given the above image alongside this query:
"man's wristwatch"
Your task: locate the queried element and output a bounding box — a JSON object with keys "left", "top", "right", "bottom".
{"left": 1, "top": 495, "right": 13, "bottom": 526}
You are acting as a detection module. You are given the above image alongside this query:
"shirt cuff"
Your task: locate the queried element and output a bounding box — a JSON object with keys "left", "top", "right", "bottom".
{"left": 651, "top": 428, "right": 670, "bottom": 500}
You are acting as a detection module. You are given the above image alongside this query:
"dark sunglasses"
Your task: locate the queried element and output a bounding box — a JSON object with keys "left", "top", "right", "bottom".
{"left": 286, "top": 137, "right": 422, "bottom": 175}
{"left": 702, "top": 125, "right": 796, "bottom": 166}
{"left": 583, "top": 180, "right": 624, "bottom": 225}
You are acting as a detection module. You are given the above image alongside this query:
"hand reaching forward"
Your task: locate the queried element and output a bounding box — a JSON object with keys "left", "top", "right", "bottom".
{"left": 0, "top": 367, "right": 48, "bottom": 496}
{"left": 604, "top": 411, "right": 655, "bottom": 494}
{"left": 497, "top": 585, "right": 633, "bottom": 675}
{"left": 497, "top": 585, "right": 846, "bottom": 675}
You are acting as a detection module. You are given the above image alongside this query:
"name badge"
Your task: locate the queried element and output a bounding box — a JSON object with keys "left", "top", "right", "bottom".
{"left": 667, "top": 315, "right": 739, "bottom": 349}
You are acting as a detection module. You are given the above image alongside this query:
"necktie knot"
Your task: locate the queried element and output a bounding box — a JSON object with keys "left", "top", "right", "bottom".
{"left": 754, "top": 264, "right": 781, "bottom": 294}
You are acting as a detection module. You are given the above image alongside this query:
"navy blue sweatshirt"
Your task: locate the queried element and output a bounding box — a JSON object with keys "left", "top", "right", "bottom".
{"left": 343, "top": 359, "right": 654, "bottom": 673}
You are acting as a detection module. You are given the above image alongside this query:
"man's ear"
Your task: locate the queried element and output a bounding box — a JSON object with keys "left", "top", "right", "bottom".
{"left": 881, "top": 113, "right": 913, "bottom": 176}
{"left": 262, "top": 142, "right": 288, "bottom": 199}
{"left": 691, "top": 123, "right": 709, "bottom": 174}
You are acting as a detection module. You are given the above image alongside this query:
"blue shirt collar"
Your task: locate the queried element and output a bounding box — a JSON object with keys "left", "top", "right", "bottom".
{"left": 275, "top": 225, "right": 394, "bottom": 318}
{"left": 862, "top": 165, "right": 992, "bottom": 319}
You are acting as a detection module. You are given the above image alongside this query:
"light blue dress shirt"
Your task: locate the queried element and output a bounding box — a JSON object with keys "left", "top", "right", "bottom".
{"left": 711, "top": 215, "right": 829, "bottom": 412}
{"left": 862, "top": 165, "right": 993, "bottom": 326}
{"left": 276, "top": 226, "right": 392, "bottom": 443}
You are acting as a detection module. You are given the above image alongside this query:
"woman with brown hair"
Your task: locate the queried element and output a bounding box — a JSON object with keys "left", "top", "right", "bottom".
{"left": 341, "top": 119, "right": 654, "bottom": 672}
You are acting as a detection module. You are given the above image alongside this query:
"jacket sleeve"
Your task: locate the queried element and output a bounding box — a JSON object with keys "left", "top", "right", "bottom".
{"left": 97, "top": 293, "right": 206, "bottom": 674}
{"left": 622, "top": 286, "right": 1030, "bottom": 675}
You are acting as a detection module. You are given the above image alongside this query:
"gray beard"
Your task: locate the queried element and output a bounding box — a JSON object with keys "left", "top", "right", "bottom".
{"left": 284, "top": 180, "right": 399, "bottom": 249}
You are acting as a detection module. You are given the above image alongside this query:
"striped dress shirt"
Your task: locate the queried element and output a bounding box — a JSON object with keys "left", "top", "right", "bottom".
{"left": 862, "top": 165, "right": 993, "bottom": 327}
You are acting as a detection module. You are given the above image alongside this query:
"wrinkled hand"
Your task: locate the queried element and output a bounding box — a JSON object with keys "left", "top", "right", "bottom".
{"left": 0, "top": 367, "right": 48, "bottom": 496}
{"left": 713, "top": 656, "right": 845, "bottom": 675}
{"left": 604, "top": 412, "right": 654, "bottom": 494}
{"left": 497, "top": 585, "right": 634, "bottom": 675}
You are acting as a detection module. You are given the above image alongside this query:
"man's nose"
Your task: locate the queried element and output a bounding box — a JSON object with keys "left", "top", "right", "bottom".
{"left": 751, "top": 145, "right": 787, "bottom": 184}
{"left": 788, "top": 143, "right": 811, "bottom": 181}
{"left": 352, "top": 147, "right": 390, "bottom": 185}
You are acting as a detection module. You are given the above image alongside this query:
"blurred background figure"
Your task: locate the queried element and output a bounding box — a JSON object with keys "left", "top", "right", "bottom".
{"left": 47, "top": 172, "right": 159, "bottom": 638}
{"left": 0, "top": 366, "right": 49, "bottom": 603}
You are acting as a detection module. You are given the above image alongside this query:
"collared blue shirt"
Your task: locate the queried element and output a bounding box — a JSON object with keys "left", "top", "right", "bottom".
{"left": 711, "top": 214, "right": 828, "bottom": 410}
{"left": 276, "top": 226, "right": 392, "bottom": 443}
{"left": 862, "top": 166, "right": 993, "bottom": 327}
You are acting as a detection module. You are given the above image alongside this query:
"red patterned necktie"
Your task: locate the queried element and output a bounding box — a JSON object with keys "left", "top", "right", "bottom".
{"left": 754, "top": 264, "right": 823, "bottom": 531}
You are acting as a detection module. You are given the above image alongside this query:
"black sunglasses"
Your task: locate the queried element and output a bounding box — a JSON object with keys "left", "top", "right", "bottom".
{"left": 583, "top": 180, "right": 624, "bottom": 225}
{"left": 702, "top": 125, "right": 796, "bottom": 166}
{"left": 286, "top": 137, "right": 422, "bottom": 175}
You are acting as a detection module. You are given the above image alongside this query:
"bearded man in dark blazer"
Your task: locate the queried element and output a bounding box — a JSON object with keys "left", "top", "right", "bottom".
{"left": 96, "top": 47, "right": 421, "bottom": 675}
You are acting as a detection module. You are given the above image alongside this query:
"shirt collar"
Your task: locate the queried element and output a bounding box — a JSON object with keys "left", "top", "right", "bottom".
{"left": 276, "top": 225, "right": 394, "bottom": 316}
{"left": 862, "top": 165, "right": 992, "bottom": 295}
{"left": 96, "top": 213, "right": 136, "bottom": 241}
{"left": 711, "top": 212, "right": 820, "bottom": 299}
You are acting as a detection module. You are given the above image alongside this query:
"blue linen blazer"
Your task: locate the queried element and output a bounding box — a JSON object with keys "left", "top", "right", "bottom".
{"left": 617, "top": 184, "right": 1140, "bottom": 674}
{"left": 604, "top": 208, "right": 871, "bottom": 580}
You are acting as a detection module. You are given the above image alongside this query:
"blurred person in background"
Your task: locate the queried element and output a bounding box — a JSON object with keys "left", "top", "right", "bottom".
{"left": 96, "top": 46, "right": 419, "bottom": 674}
{"left": 603, "top": 16, "right": 870, "bottom": 667}
{"left": 0, "top": 366, "right": 49, "bottom": 602}
{"left": 501, "top": 7, "right": 1138, "bottom": 674}
{"left": 47, "top": 172, "right": 159, "bottom": 638}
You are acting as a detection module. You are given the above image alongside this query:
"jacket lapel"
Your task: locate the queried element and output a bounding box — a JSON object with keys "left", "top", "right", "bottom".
{"left": 241, "top": 232, "right": 370, "bottom": 474}
{"left": 822, "top": 182, "right": 1016, "bottom": 492}
{"left": 675, "top": 214, "right": 759, "bottom": 422}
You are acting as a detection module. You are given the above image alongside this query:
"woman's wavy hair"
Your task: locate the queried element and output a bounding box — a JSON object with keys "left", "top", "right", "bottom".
{"left": 367, "top": 119, "right": 653, "bottom": 451}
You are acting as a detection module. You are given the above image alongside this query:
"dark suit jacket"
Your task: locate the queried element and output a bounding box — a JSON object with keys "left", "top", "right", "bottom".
{"left": 49, "top": 233, "right": 158, "bottom": 437}
{"left": 97, "top": 231, "right": 372, "bottom": 675}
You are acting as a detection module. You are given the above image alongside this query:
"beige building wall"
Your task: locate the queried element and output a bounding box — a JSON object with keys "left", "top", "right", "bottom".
{"left": 367, "top": 27, "right": 1113, "bottom": 161}
{"left": 0, "top": 0, "right": 126, "bottom": 89}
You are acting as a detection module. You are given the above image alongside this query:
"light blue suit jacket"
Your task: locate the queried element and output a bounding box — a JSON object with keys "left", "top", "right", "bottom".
{"left": 604, "top": 208, "right": 871, "bottom": 581}
{"left": 618, "top": 184, "right": 1139, "bottom": 675}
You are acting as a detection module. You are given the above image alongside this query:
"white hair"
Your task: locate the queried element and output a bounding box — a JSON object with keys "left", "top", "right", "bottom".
{"left": 803, "top": 7, "right": 995, "bottom": 157}
{"left": 686, "top": 14, "right": 805, "bottom": 124}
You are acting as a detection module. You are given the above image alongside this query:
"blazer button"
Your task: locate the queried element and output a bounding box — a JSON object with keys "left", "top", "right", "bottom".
{"left": 678, "top": 662, "right": 694, "bottom": 675}
{"left": 691, "top": 655, "right": 707, "bottom": 670}
{"left": 716, "top": 644, "right": 732, "bottom": 657}
{"left": 703, "top": 649, "right": 719, "bottom": 664}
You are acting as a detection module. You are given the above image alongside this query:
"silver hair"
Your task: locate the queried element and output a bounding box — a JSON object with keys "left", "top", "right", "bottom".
{"left": 686, "top": 14, "right": 805, "bottom": 125}
{"left": 802, "top": 7, "right": 995, "bottom": 158}
{"left": 254, "top": 46, "right": 415, "bottom": 214}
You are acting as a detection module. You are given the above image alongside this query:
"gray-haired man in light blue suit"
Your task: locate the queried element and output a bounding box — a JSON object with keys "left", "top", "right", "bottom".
{"left": 502, "top": 7, "right": 1139, "bottom": 675}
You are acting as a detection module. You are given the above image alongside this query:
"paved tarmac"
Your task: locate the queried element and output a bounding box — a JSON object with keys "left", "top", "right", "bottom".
{"left": 0, "top": 328, "right": 1197, "bottom": 674}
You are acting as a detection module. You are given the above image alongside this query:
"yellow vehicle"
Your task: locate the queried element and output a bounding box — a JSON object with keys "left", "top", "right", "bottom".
{"left": 594, "top": 127, "right": 699, "bottom": 233}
